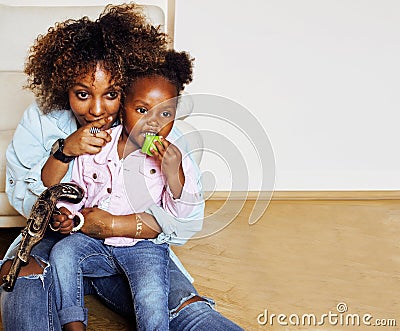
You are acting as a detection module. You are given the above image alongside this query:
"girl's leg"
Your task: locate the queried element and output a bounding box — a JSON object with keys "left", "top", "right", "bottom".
{"left": 0, "top": 231, "right": 63, "bottom": 331}
{"left": 87, "top": 275, "right": 134, "bottom": 318}
{"left": 169, "top": 260, "right": 244, "bottom": 331}
{"left": 50, "top": 233, "right": 117, "bottom": 328}
{"left": 87, "top": 256, "right": 244, "bottom": 330}
{"left": 113, "top": 240, "right": 169, "bottom": 331}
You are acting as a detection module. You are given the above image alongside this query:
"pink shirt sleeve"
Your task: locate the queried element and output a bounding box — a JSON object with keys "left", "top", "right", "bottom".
{"left": 162, "top": 155, "right": 202, "bottom": 219}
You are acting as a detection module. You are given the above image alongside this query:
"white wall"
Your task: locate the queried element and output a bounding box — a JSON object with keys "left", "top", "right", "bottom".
{"left": 174, "top": 0, "right": 400, "bottom": 191}
{"left": 0, "top": 0, "right": 167, "bottom": 9}
{"left": 2, "top": 0, "right": 400, "bottom": 191}
{"left": 0, "top": 0, "right": 173, "bottom": 36}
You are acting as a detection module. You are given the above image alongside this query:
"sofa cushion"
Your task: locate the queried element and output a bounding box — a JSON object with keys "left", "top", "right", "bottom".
{"left": 0, "top": 72, "right": 34, "bottom": 131}
{"left": 0, "top": 130, "right": 14, "bottom": 193}
{"left": 0, "top": 129, "right": 25, "bottom": 226}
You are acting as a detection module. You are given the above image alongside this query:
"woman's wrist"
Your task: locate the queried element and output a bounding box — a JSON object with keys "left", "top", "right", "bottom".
{"left": 136, "top": 212, "right": 162, "bottom": 238}
{"left": 109, "top": 214, "right": 145, "bottom": 238}
{"left": 111, "top": 217, "right": 115, "bottom": 237}
{"left": 50, "top": 138, "right": 76, "bottom": 162}
{"left": 41, "top": 155, "right": 70, "bottom": 187}
{"left": 62, "top": 136, "right": 76, "bottom": 157}
{"left": 135, "top": 214, "right": 143, "bottom": 238}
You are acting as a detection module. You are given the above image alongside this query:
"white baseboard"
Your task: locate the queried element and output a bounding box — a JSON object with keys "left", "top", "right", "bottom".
{"left": 204, "top": 190, "right": 400, "bottom": 201}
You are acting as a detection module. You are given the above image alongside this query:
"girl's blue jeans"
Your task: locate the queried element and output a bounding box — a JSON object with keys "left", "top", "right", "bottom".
{"left": 50, "top": 234, "right": 169, "bottom": 330}
{"left": 0, "top": 231, "right": 243, "bottom": 331}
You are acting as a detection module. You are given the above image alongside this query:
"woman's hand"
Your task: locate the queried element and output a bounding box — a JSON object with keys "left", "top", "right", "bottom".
{"left": 152, "top": 137, "right": 185, "bottom": 198}
{"left": 62, "top": 116, "right": 113, "bottom": 157}
{"left": 51, "top": 206, "right": 75, "bottom": 234}
{"left": 79, "top": 207, "right": 114, "bottom": 239}
{"left": 42, "top": 116, "right": 114, "bottom": 187}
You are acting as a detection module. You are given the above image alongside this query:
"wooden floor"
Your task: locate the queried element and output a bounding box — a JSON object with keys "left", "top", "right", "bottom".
{"left": 1, "top": 199, "right": 400, "bottom": 330}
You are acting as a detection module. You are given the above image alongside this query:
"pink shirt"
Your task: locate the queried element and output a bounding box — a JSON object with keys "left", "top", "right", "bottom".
{"left": 59, "top": 125, "right": 201, "bottom": 246}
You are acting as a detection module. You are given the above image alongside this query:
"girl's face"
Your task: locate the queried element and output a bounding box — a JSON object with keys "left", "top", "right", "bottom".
{"left": 68, "top": 64, "right": 121, "bottom": 129}
{"left": 122, "top": 75, "right": 178, "bottom": 152}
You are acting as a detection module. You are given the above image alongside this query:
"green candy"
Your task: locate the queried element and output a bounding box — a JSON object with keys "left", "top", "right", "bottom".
{"left": 141, "top": 134, "right": 162, "bottom": 156}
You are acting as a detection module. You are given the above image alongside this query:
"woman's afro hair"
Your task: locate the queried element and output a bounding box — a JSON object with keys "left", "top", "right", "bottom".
{"left": 24, "top": 3, "right": 169, "bottom": 113}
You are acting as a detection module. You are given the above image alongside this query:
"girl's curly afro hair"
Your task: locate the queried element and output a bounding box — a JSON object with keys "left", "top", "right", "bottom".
{"left": 24, "top": 3, "right": 169, "bottom": 113}
{"left": 128, "top": 49, "right": 194, "bottom": 95}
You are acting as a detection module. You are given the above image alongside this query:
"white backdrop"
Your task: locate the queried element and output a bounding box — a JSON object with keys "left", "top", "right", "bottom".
{"left": 174, "top": 0, "right": 400, "bottom": 191}
{"left": 2, "top": 0, "right": 400, "bottom": 191}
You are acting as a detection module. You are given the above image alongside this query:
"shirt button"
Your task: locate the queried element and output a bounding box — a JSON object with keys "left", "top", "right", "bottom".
{"left": 9, "top": 179, "right": 14, "bottom": 185}
{"left": 107, "top": 188, "right": 112, "bottom": 194}
{"left": 93, "top": 173, "right": 97, "bottom": 179}
{"left": 150, "top": 169, "right": 156, "bottom": 174}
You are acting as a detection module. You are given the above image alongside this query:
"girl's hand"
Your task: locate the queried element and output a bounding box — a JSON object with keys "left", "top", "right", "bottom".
{"left": 51, "top": 206, "right": 75, "bottom": 234}
{"left": 62, "top": 116, "right": 113, "bottom": 157}
{"left": 152, "top": 137, "right": 183, "bottom": 179}
{"left": 79, "top": 207, "right": 113, "bottom": 239}
{"left": 152, "top": 137, "right": 185, "bottom": 198}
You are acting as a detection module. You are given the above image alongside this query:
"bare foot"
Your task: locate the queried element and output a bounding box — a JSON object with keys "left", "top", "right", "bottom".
{"left": 63, "top": 321, "right": 86, "bottom": 331}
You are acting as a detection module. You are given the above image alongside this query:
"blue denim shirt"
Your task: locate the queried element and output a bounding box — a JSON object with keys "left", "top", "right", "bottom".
{"left": 4, "top": 102, "right": 204, "bottom": 282}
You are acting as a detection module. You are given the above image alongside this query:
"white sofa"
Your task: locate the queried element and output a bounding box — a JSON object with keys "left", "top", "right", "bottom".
{"left": 0, "top": 4, "right": 202, "bottom": 228}
{"left": 0, "top": 72, "right": 32, "bottom": 227}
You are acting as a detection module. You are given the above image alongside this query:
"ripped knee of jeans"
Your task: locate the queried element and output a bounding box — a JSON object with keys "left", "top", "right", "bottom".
{"left": 170, "top": 293, "right": 215, "bottom": 318}
{"left": 29, "top": 255, "right": 49, "bottom": 275}
{"left": 1, "top": 255, "right": 49, "bottom": 286}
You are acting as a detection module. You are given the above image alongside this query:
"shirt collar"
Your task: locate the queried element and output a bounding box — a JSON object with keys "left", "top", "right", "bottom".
{"left": 48, "top": 109, "right": 78, "bottom": 134}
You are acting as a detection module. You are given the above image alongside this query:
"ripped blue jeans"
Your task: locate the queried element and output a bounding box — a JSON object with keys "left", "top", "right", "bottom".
{"left": 0, "top": 231, "right": 244, "bottom": 331}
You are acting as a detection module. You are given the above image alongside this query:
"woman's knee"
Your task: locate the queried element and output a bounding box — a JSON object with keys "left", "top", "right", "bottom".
{"left": 174, "top": 295, "right": 207, "bottom": 313}
{"left": 0, "top": 258, "right": 45, "bottom": 284}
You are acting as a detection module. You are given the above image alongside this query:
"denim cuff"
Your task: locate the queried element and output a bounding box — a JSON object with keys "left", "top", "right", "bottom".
{"left": 59, "top": 305, "right": 88, "bottom": 326}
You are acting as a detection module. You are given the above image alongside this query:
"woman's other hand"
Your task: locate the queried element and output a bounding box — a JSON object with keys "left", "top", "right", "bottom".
{"left": 51, "top": 206, "right": 75, "bottom": 234}
{"left": 79, "top": 207, "right": 114, "bottom": 239}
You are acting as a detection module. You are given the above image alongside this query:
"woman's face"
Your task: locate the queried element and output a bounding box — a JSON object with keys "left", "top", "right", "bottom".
{"left": 122, "top": 75, "right": 178, "bottom": 152}
{"left": 68, "top": 64, "right": 121, "bottom": 129}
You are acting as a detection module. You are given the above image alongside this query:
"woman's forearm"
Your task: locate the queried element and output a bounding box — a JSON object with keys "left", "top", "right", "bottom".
{"left": 41, "top": 155, "right": 70, "bottom": 187}
{"left": 113, "top": 213, "right": 162, "bottom": 239}
{"left": 81, "top": 212, "right": 162, "bottom": 239}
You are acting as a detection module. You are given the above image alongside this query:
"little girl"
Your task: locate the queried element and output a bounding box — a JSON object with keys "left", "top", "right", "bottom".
{"left": 50, "top": 50, "right": 202, "bottom": 331}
